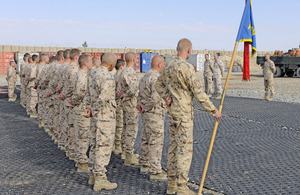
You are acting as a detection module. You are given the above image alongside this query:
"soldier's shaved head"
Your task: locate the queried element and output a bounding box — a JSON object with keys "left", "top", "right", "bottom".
{"left": 177, "top": 38, "right": 192, "bottom": 53}
{"left": 151, "top": 55, "right": 165, "bottom": 73}
{"left": 23, "top": 53, "right": 30, "bottom": 61}
{"left": 79, "top": 54, "right": 91, "bottom": 68}
{"left": 40, "top": 54, "right": 48, "bottom": 62}
{"left": 28, "top": 57, "right": 33, "bottom": 64}
{"left": 115, "top": 59, "right": 125, "bottom": 70}
{"left": 56, "top": 50, "right": 64, "bottom": 61}
{"left": 63, "top": 49, "right": 71, "bottom": 59}
{"left": 101, "top": 53, "right": 117, "bottom": 71}
{"left": 125, "top": 52, "right": 137, "bottom": 67}
{"left": 32, "top": 54, "right": 39, "bottom": 62}
{"left": 49, "top": 56, "right": 56, "bottom": 64}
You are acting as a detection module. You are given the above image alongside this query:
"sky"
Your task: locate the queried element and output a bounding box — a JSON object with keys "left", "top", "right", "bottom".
{"left": 0, "top": 0, "right": 300, "bottom": 52}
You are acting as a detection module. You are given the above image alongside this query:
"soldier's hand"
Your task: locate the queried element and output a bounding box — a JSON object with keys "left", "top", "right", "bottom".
{"left": 69, "top": 98, "right": 73, "bottom": 106}
{"left": 214, "top": 111, "right": 222, "bottom": 123}
{"left": 166, "top": 96, "right": 172, "bottom": 106}
{"left": 59, "top": 93, "right": 65, "bottom": 100}
{"left": 136, "top": 104, "right": 144, "bottom": 113}
{"left": 47, "top": 91, "right": 52, "bottom": 97}
{"left": 117, "top": 91, "right": 124, "bottom": 99}
{"left": 84, "top": 108, "right": 92, "bottom": 118}
{"left": 38, "top": 85, "right": 41, "bottom": 89}
{"left": 56, "top": 87, "right": 61, "bottom": 93}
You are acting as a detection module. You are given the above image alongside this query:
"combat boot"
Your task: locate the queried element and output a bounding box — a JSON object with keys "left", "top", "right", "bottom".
{"left": 150, "top": 172, "right": 167, "bottom": 180}
{"left": 12, "top": 94, "right": 17, "bottom": 101}
{"left": 268, "top": 95, "right": 274, "bottom": 101}
{"left": 88, "top": 174, "right": 95, "bottom": 185}
{"left": 93, "top": 176, "right": 117, "bottom": 191}
{"left": 167, "top": 180, "right": 177, "bottom": 194}
{"left": 214, "top": 93, "right": 222, "bottom": 100}
{"left": 121, "top": 151, "right": 126, "bottom": 160}
{"left": 262, "top": 93, "right": 268, "bottom": 100}
{"left": 38, "top": 119, "right": 44, "bottom": 128}
{"left": 140, "top": 165, "right": 149, "bottom": 173}
{"left": 125, "top": 153, "right": 139, "bottom": 166}
{"left": 77, "top": 163, "right": 89, "bottom": 173}
{"left": 177, "top": 184, "right": 195, "bottom": 195}
{"left": 30, "top": 110, "right": 37, "bottom": 118}
{"left": 113, "top": 144, "right": 122, "bottom": 155}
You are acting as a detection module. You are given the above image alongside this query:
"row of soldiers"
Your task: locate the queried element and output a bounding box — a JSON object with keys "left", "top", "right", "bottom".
{"left": 8, "top": 38, "right": 222, "bottom": 195}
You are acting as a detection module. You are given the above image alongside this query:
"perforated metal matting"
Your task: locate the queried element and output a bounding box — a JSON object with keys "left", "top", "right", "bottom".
{"left": 1, "top": 88, "right": 299, "bottom": 194}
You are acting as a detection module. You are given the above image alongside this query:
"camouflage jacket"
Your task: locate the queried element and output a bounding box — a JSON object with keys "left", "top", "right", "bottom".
{"left": 7, "top": 66, "right": 17, "bottom": 82}
{"left": 28, "top": 63, "right": 39, "bottom": 88}
{"left": 35, "top": 63, "right": 45, "bottom": 88}
{"left": 213, "top": 59, "right": 224, "bottom": 78}
{"left": 48, "top": 63, "right": 62, "bottom": 94}
{"left": 62, "top": 62, "right": 79, "bottom": 106}
{"left": 72, "top": 69, "right": 88, "bottom": 113}
{"left": 203, "top": 60, "right": 213, "bottom": 77}
{"left": 57, "top": 62, "right": 69, "bottom": 92}
{"left": 155, "top": 56, "right": 218, "bottom": 121}
{"left": 40, "top": 62, "right": 56, "bottom": 90}
{"left": 138, "top": 68, "right": 165, "bottom": 112}
{"left": 263, "top": 60, "right": 276, "bottom": 80}
{"left": 119, "top": 66, "right": 139, "bottom": 102}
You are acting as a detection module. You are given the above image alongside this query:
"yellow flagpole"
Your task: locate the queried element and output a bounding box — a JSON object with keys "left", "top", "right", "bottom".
{"left": 198, "top": 41, "right": 239, "bottom": 195}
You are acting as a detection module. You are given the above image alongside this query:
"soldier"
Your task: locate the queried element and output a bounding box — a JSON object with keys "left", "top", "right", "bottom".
{"left": 137, "top": 55, "right": 166, "bottom": 180}
{"left": 24, "top": 57, "right": 33, "bottom": 115}
{"left": 112, "top": 59, "right": 126, "bottom": 155}
{"left": 155, "top": 38, "right": 222, "bottom": 194}
{"left": 262, "top": 54, "right": 276, "bottom": 101}
{"left": 118, "top": 52, "right": 140, "bottom": 166}
{"left": 203, "top": 54, "right": 213, "bottom": 96}
{"left": 92, "top": 57, "right": 101, "bottom": 69}
{"left": 35, "top": 54, "right": 49, "bottom": 128}
{"left": 71, "top": 54, "right": 92, "bottom": 172}
{"left": 60, "top": 48, "right": 82, "bottom": 161}
{"left": 48, "top": 51, "right": 64, "bottom": 141}
{"left": 57, "top": 49, "right": 71, "bottom": 150}
{"left": 212, "top": 53, "right": 224, "bottom": 99}
{"left": 27, "top": 54, "right": 40, "bottom": 118}
{"left": 6, "top": 60, "right": 18, "bottom": 102}
{"left": 20, "top": 53, "right": 31, "bottom": 107}
{"left": 85, "top": 53, "right": 118, "bottom": 191}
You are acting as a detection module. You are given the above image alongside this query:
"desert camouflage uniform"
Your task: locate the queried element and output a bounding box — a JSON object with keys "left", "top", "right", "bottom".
{"left": 40, "top": 62, "right": 55, "bottom": 133}
{"left": 27, "top": 63, "right": 39, "bottom": 113}
{"left": 24, "top": 64, "right": 31, "bottom": 111}
{"left": 212, "top": 59, "right": 224, "bottom": 95}
{"left": 48, "top": 62, "right": 63, "bottom": 139}
{"left": 36, "top": 63, "right": 47, "bottom": 120}
{"left": 87, "top": 65, "right": 116, "bottom": 177}
{"left": 7, "top": 65, "right": 17, "bottom": 100}
{"left": 114, "top": 71, "right": 124, "bottom": 150}
{"left": 72, "top": 69, "right": 90, "bottom": 164}
{"left": 138, "top": 68, "right": 165, "bottom": 174}
{"left": 119, "top": 66, "right": 139, "bottom": 154}
{"left": 20, "top": 62, "right": 27, "bottom": 105}
{"left": 62, "top": 62, "right": 79, "bottom": 159}
{"left": 263, "top": 60, "right": 276, "bottom": 97}
{"left": 155, "top": 56, "right": 218, "bottom": 186}
{"left": 57, "top": 62, "right": 69, "bottom": 147}
{"left": 203, "top": 60, "right": 213, "bottom": 95}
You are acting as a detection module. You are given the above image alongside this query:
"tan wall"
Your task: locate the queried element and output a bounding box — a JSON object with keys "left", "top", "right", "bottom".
{"left": 0, "top": 45, "right": 273, "bottom": 72}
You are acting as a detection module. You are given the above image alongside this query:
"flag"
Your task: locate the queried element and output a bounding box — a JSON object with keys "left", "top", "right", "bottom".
{"left": 236, "top": 0, "right": 256, "bottom": 57}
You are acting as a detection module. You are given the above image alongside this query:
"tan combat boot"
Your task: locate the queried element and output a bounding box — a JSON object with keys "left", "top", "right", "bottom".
{"left": 167, "top": 180, "right": 177, "bottom": 194}
{"left": 215, "top": 93, "right": 222, "bottom": 100}
{"left": 113, "top": 144, "right": 122, "bottom": 155}
{"left": 30, "top": 110, "right": 37, "bottom": 118}
{"left": 77, "top": 163, "right": 89, "bottom": 173}
{"left": 262, "top": 93, "right": 268, "bottom": 100}
{"left": 150, "top": 172, "right": 167, "bottom": 180}
{"left": 38, "top": 119, "right": 44, "bottom": 128}
{"left": 140, "top": 165, "right": 149, "bottom": 173}
{"left": 88, "top": 174, "right": 95, "bottom": 185}
{"left": 125, "top": 153, "right": 139, "bottom": 166}
{"left": 93, "top": 176, "right": 117, "bottom": 191}
{"left": 268, "top": 95, "right": 274, "bottom": 101}
{"left": 177, "top": 184, "right": 195, "bottom": 195}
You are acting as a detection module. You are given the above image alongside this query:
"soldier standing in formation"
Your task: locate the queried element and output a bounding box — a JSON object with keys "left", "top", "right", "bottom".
{"left": 6, "top": 60, "right": 18, "bottom": 102}
{"left": 20, "top": 53, "right": 30, "bottom": 107}
{"left": 262, "top": 54, "right": 276, "bottom": 101}
{"left": 137, "top": 55, "right": 167, "bottom": 180}
{"left": 212, "top": 53, "right": 224, "bottom": 99}
{"left": 203, "top": 54, "right": 213, "bottom": 97}
{"left": 156, "top": 38, "right": 222, "bottom": 194}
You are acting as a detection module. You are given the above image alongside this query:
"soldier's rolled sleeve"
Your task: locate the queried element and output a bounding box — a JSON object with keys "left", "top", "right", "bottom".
{"left": 123, "top": 74, "right": 138, "bottom": 99}
{"left": 143, "top": 79, "right": 161, "bottom": 111}
{"left": 155, "top": 69, "right": 168, "bottom": 100}
{"left": 72, "top": 76, "right": 86, "bottom": 106}
{"left": 187, "top": 68, "right": 218, "bottom": 116}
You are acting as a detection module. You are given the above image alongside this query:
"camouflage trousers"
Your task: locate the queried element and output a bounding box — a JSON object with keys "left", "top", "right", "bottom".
{"left": 73, "top": 108, "right": 90, "bottom": 164}
{"left": 37, "top": 89, "right": 44, "bottom": 120}
{"left": 204, "top": 75, "right": 213, "bottom": 95}
{"left": 27, "top": 87, "right": 38, "bottom": 112}
{"left": 20, "top": 79, "right": 26, "bottom": 105}
{"left": 52, "top": 94, "right": 60, "bottom": 139}
{"left": 58, "top": 100, "right": 67, "bottom": 147}
{"left": 114, "top": 99, "right": 123, "bottom": 147}
{"left": 64, "top": 102, "right": 76, "bottom": 159}
{"left": 140, "top": 106, "right": 165, "bottom": 174}
{"left": 122, "top": 98, "right": 138, "bottom": 154}
{"left": 43, "top": 96, "right": 54, "bottom": 133}
{"left": 7, "top": 80, "right": 16, "bottom": 99}
{"left": 167, "top": 117, "right": 193, "bottom": 185}
{"left": 89, "top": 112, "right": 116, "bottom": 177}
{"left": 264, "top": 79, "right": 275, "bottom": 96}
{"left": 213, "top": 77, "right": 222, "bottom": 95}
